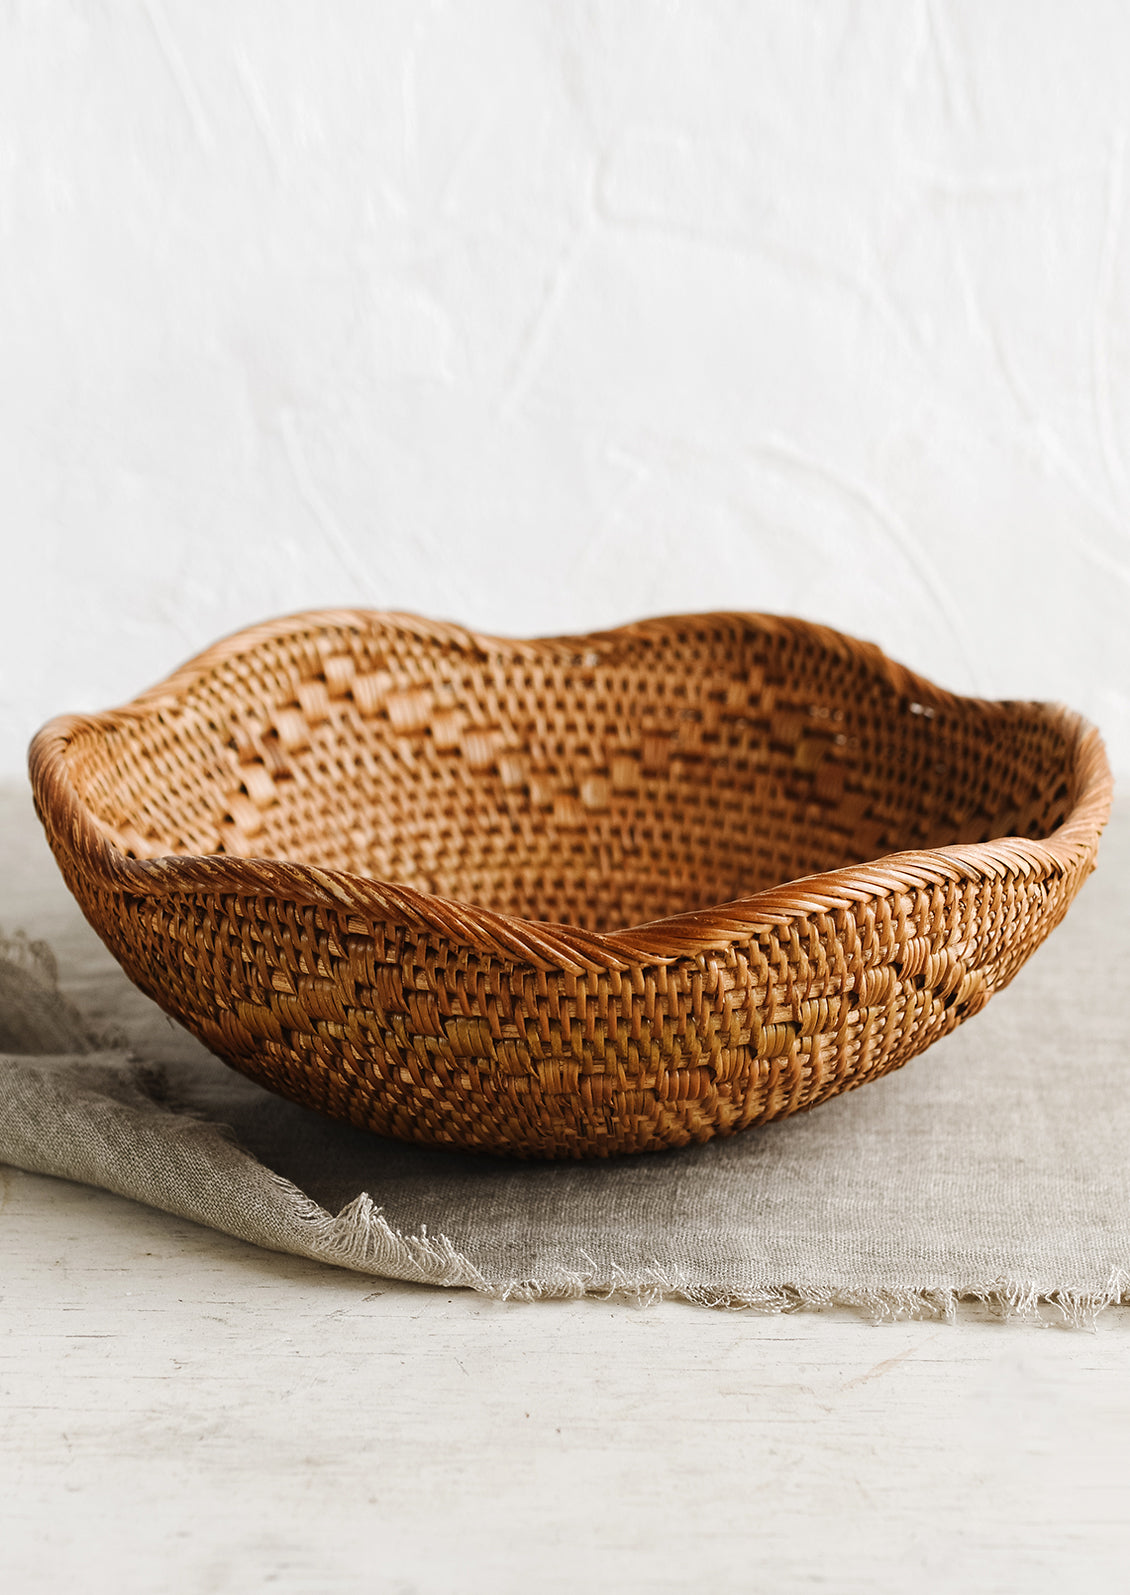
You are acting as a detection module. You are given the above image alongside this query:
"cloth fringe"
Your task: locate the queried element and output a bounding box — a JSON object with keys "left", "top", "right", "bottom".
{"left": 280, "top": 1182, "right": 1130, "bottom": 1328}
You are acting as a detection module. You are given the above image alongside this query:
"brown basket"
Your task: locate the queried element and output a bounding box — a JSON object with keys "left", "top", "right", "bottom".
{"left": 29, "top": 610, "right": 1112, "bottom": 1159}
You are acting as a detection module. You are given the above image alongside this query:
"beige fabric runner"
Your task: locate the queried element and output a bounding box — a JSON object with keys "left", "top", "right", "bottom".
{"left": 2, "top": 781, "right": 1127, "bottom": 1322}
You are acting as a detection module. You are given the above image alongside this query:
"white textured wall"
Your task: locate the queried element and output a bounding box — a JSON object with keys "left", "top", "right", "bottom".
{"left": 3, "top": 1, "right": 1129, "bottom": 775}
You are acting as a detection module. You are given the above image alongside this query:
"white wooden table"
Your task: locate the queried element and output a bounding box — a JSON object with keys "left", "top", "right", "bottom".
{"left": 3, "top": 1161, "right": 1128, "bottom": 1594}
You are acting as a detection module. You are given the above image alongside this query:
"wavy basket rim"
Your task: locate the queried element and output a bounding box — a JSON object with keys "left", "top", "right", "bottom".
{"left": 28, "top": 608, "right": 1114, "bottom": 975}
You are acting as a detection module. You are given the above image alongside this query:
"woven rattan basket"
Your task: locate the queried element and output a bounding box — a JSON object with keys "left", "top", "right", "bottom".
{"left": 30, "top": 610, "right": 1111, "bottom": 1158}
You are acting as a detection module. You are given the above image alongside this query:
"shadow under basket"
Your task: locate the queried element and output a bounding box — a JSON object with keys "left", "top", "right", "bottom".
{"left": 29, "top": 609, "right": 1112, "bottom": 1158}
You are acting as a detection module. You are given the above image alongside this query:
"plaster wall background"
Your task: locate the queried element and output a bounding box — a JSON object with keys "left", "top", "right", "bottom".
{"left": 3, "top": 1, "right": 1129, "bottom": 775}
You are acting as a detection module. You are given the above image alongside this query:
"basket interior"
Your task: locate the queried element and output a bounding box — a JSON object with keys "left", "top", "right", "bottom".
{"left": 63, "top": 616, "right": 1078, "bottom": 933}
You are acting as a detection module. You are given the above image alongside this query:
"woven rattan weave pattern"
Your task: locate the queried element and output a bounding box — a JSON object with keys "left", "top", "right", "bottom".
{"left": 30, "top": 611, "right": 1112, "bottom": 1158}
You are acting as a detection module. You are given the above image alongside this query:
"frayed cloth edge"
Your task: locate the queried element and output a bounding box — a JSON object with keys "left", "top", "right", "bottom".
{"left": 276, "top": 1181, "right": 1130, "bottom": 1329}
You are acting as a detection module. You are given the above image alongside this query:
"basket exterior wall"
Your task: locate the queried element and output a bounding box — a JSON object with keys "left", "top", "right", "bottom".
{"left": 33, "top": 795, "right": 1094, "bottom": 1158}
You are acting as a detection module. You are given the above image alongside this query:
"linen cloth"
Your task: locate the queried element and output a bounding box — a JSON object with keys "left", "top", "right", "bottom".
{"left": 2, "top": 781, "right": 1127, "bottom": 1321}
